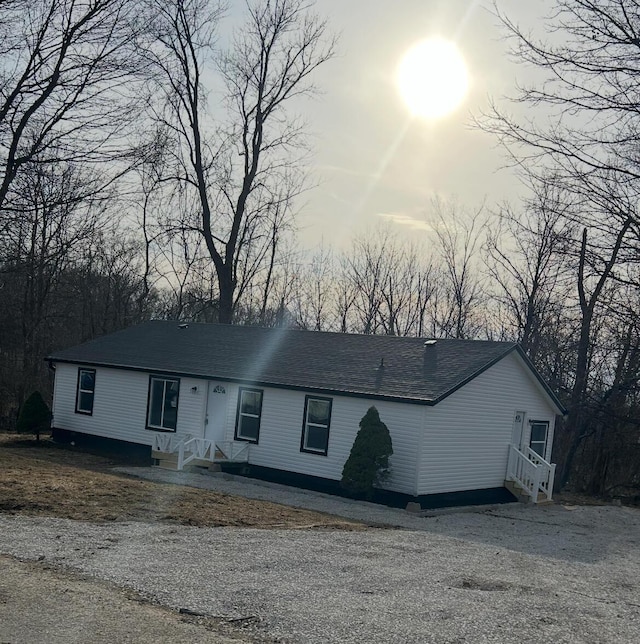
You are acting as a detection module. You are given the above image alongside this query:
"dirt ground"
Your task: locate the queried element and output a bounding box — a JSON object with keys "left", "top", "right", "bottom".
{"left": 3, "top": 432, "right": 640, "bottom": 643}
{"left": 0, "top": 432, "right": 364, "bottom": 530}
{"left": 0, "top": 432, "right": 363, "bottom": 643}
{"left": 0, "top": 555, "right": 263, "bottom": 644}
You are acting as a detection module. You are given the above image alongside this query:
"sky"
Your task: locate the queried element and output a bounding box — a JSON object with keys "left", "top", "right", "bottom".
{"left": 245, "top": 0, "right": 552, "bottom": 250}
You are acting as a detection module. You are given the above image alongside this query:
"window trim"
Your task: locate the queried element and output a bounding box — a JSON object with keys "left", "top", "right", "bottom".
{"left": 300, "top": 395, "right": 333, "bottom": 456}
{"left": 145, "top": 375, "right": 180, "bottom": 433}
{"left": 529, "top": 419, "right": 550, "bottom": 459}
{"left": 75, "top": 368, "right": 96, "bottom": 415}
{"left": 234, "top": 387, "right": 263, "bottom": 443}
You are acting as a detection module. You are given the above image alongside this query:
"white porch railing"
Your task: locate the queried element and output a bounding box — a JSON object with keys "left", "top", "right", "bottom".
{"left": 177, "top": 437, "right": 214, "bottom": 470}
{"left": 215, "top": 440, "right": 250, "bottom": 462}
{"left": 523, "top": 445, "right": 556, "bottom": 501}
{"left": 506, "top": 443, "right": 556, "bottom": 503}
{"left": 151, "top": 432, "right": 249, "bottom": 471}
{"left": 152, "top": 432, "right": 190, "bottom": 454}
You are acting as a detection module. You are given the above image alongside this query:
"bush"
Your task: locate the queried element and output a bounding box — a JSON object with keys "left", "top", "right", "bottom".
{"left": 17, "top": 391, "right": 51, "bottom": 442}
{"left": 341, "top": 406, "right": 393, "bottom": 498}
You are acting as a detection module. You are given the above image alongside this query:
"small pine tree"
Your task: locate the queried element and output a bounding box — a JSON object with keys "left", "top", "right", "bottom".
{"left": 341, "top": 406, "right": 393, "bottom": 498}
{"left": 17, "top": 391, "right": 51, "bottom": 442}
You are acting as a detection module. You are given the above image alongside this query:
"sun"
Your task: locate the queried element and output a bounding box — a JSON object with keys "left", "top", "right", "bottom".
{"left": 396, "top": 38, "right": 469, "bottom": 120}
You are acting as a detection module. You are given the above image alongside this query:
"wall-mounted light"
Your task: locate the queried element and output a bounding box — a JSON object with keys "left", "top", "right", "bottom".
{"left": 191, "top": 386, "right": 198, "bottom": 393}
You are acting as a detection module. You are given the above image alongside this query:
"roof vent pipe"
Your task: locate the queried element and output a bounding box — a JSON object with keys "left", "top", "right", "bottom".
{"left": 423, "top": 339, "right": 437, "bottom": 374}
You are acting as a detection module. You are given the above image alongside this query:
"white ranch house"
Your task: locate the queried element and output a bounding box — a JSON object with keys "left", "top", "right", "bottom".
{"left": 48, "top": 321, "right": 566, "bottom": 504}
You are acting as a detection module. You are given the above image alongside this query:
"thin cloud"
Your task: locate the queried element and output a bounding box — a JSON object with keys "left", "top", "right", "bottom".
{"left": 315, "top": 164, "right": 378, "bottom": 180}
{"left": 376, "top": 212, "right": 432, "bottom": 231}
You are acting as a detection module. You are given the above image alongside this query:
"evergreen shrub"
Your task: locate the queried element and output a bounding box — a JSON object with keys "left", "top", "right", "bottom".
{"left": 341, "top": 406, "right": 393, "bottom": 498}
{"left": 16, "top": 391, "right": 51, "bottom": 442}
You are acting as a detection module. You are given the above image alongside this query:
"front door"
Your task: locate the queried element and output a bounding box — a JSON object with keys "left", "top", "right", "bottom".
{"left": 205, "top": 382, "right": 228, "bottom": 447}
{"left": 511, "top": 411, "right": 525, "bottom": 449}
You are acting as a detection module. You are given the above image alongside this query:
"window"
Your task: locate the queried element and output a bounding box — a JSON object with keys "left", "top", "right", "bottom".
{"left": 75, "top": 368, "right": 96, "bottom": 415}
{"left": 146, "top": 376, "right": 180, "bottom": 432}
{"left": 529, "top": 421, "right": 549, "bottom": 458}
{"left": 301, "top": 396, "right": 332, "bottom": 455}
{"left": 235, "top": 388, "right": 263, "bottom": 443}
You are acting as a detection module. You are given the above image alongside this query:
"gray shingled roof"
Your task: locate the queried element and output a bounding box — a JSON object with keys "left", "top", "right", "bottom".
{"left": 48, "top": 320, "right": 562, "bottom": 407}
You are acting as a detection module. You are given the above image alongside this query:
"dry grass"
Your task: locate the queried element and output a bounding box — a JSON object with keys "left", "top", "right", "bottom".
{"left": 0, "top": 433, "right": 365, "bottom": 530}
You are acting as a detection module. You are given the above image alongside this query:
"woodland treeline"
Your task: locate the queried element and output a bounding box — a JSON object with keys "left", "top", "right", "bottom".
{"left": 1, "top": 0, "right": 639, "bottom": 500}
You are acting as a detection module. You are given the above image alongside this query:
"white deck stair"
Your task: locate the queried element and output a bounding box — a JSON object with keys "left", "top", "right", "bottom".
{"left": 506, "top": 444, "right": 556, "bottom": 504}
{"left": 151, "top": 434, "right": 250, "bottom": 471}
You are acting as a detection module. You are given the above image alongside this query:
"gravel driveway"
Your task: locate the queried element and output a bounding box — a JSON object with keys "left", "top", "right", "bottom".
{"left": 1, "top": 474, "right": 639, "bottom": 643}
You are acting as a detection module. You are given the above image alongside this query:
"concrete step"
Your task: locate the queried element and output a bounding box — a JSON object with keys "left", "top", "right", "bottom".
{"left": 504, "top": 479, "right": 532, "bottom": 504}
{"left": 505, "top": 480, "right": 554, "bottom": 505}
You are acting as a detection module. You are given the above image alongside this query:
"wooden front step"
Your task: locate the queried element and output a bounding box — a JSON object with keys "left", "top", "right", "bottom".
{"left": 152, "top": 450, "right": 212, "bottom": 471}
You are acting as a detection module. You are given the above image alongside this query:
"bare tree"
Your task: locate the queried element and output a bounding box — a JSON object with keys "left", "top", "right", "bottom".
{"left": 132, "top": 128, "right": 173, "bottom": 315}
{"left": 0, "top": 0, "right": 143, "bottom": 212}
{"left": 378, "top": 243, "right": 438, "bottom": 338}
{"left": 0, "top": 159, "right": 107, "bottom": 406}
{"left": 142, "top": 0, "right": 335, "bottom": 323}
{"left": 154, "top": 225, "right": 208, "bottom": 321}
{"left": 584, "top": 288, "right": 640, "bottom": 496}
{"left": 289, "top": 243, "right": 335, "bottom": 331}
{"left": 333, "top": 262, "right": 358, "bottom": 334}
{"left": 484, "top": 183, "right": 574, "bottom": 362}
{"left": 481, "top": 1, "right": 640, "bottom": 192}
{"left": 558, "top": 216, "right": 634, "bottom": 483}
{"left": 74, "top": 229, "right": 153, "bottom": 338}
{"left": 431, "top": 200, "right": 486, "bottom": 339}
{"left": 478, "top": 0, "right": 640, "bottom": 491}
{"left": 344, "top": 232, "right": 390, "bottom": 335}
{"left": 336, "top": 228, "right": 440, "bottom": 338}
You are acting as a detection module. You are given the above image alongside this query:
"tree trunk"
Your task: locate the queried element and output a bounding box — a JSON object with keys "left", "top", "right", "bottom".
{"left": 217, "top": 266, "right": 234, "bottom": 324}
{"left": 559, "top": 309, "right": 593, "bottom": 487}
{"left": 559, "top": 220, "right": 631, "bottom": 489}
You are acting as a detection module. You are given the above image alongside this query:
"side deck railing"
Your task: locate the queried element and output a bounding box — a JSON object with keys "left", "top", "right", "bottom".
{"left": 215, "top": 440, "right": 250, "bottom": 462}
{"left": 152, "top": 432, "right": 182, "bottom": 454}
{"left": 506, "top": 444, "right": 556, "bottom": 503}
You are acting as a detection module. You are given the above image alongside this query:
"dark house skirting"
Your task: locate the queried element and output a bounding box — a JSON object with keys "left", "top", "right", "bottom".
{"left": 228, "top": 464, "right": 516, "bottom": 509}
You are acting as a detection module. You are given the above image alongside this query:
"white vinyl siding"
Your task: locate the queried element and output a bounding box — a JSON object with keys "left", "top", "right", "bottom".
{"left": 52, "top": 348, "right": 560, "bottom": 498}
{"left": 52, "top": 363, "right": 205, "bottom": 445}
{"left": 417, "top": 351, "right": 557, "bottom": 496}
{"left": 226, "top": 386, "right": 422, "bottom": 495}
